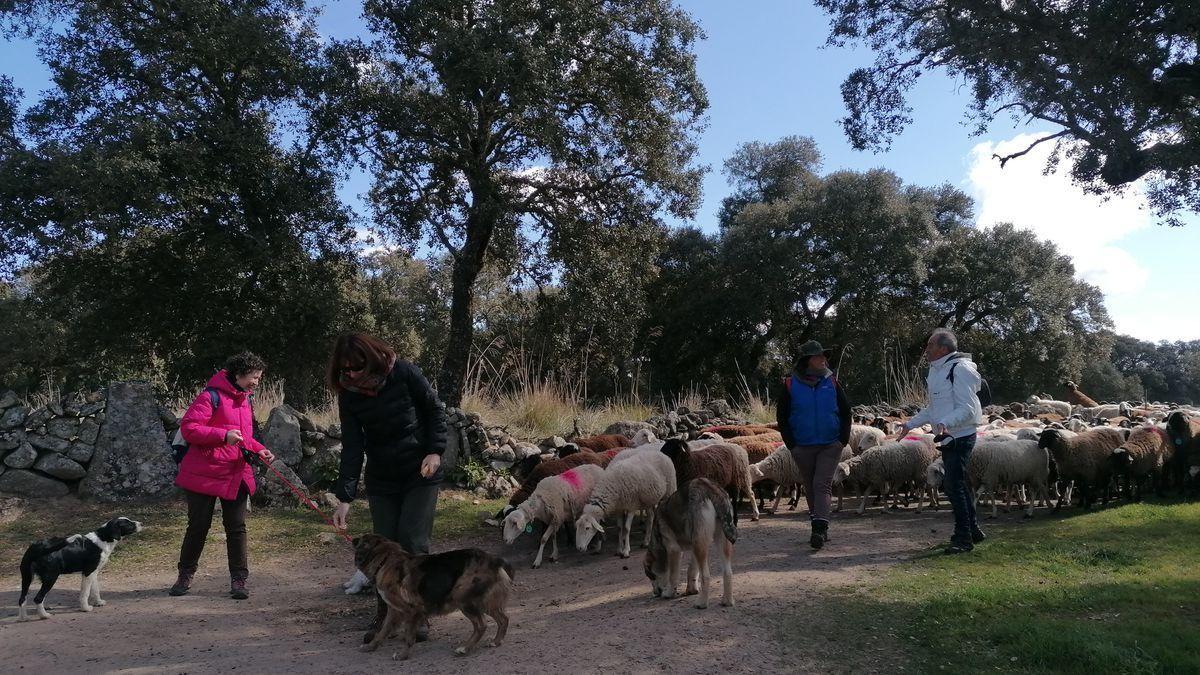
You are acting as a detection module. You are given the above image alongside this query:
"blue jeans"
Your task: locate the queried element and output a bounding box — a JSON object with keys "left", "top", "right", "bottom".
{"left": 941, "top": 434, "right": 978, "bottom": 547}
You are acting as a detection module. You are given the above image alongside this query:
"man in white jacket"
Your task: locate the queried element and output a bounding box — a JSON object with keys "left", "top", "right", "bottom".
{"left": 899, "top": 328, "right": 986, "bottom": 554}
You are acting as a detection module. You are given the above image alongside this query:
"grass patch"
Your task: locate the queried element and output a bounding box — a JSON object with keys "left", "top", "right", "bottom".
{"left": 797, "top": 501, "right": 1200, "bottom": 674}
{"left": 0, "top": 490, "right": 509, "bottom": 583}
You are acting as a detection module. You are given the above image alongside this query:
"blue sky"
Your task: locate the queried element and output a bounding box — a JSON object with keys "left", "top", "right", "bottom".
{"left": 3, "top": 0, "right": 1197, "bottom": 341}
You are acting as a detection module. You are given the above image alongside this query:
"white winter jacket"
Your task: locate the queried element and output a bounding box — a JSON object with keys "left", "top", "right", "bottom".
{"left": 908, "top": 352, "right": 983, "bottom": 439}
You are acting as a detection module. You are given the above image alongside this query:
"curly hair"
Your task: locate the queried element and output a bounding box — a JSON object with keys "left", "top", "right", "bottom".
{"left": 224, "top": 351, "right": 268, "bottom": 377}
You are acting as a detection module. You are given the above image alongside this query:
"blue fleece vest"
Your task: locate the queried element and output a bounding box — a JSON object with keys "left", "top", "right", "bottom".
{"left": 788, "top": 375, "right": 840, "bottom": 446}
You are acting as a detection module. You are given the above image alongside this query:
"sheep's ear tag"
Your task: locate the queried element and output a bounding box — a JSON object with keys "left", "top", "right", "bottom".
{"left": 524, "top": 524, "right": 534, "bottom": 534}
{"left": 1175, "top": 438, "right": 1184, "bottom": 446}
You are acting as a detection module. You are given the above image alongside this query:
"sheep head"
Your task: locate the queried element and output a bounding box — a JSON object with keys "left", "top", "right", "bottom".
{"left": 632, "top": 428, "right": 658, "bottom": 446}
{"left": 574, "top": 510, "right": 605, "bottom": 552}
{"left": 502, "top": 502, "right": 532, "bottom": 545}
{"left": 748, "top": 462, "right": 766, "bottom": 482}
{"left": 832, "top": 461, "right": 852, "bottom": 485}
{"left": 660, "top": 438, "right": 692, "bottom": 475}
{"left": 1109, "top": 447, "right": 1134, "bottom": 472}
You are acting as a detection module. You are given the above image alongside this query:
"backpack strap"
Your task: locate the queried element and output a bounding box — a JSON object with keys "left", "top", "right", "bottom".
{"left": 947, "top": 362, "right": 957, "bottom": 385}
{"left": 205, "top": 387, "right": 220, "bottom": 410}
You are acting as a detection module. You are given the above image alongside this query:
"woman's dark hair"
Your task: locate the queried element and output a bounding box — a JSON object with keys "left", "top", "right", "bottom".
{"left": 224, "top": 351, "right": 267, "bottom": 377}
{"left": 327, "top": 333, "right": 396, "bottom": 393}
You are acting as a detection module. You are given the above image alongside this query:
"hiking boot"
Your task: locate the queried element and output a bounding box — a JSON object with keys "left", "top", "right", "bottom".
{"left": 230, "top": 575, "right": 249, "bottom": 600}
{"left": 809, "top": 520, "right": 830, "bottom": 550}
{"left": 971, "top": 528, "right": 988, "bottom": 544}
{"left": 169, "top": 568, "right": 195, "bottom": 597}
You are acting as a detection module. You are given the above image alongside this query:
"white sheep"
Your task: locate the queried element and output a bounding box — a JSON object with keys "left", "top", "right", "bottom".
{"left": 750, "top": 444, "right": 853, "bottom": 512}
{"left": 503, "top": 464, "right": 604, "bottom": 568}
{"left": 1015, "top": 427, "right": 1044, "bottom": 442}
{"left": 848, "top": 424, "right": 886, "bottom": 455}
{"left": 1027, "top": 396, "right": 1072, "bottom": 418}
{"left": 832, "top": 434, "right": 938, "bottom": 515}
{"left": 574, "top": 449, "right": 677, "bottom": 558}
{"left": 971, "top": 438, "right": 1051, "bottom": 518}
{"left": 632, "top": 428, "right": 659, "bottom": 446}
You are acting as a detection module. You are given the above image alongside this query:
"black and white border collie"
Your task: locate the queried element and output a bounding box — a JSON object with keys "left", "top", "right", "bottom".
{"left": 18, "top": 516, "right": 143, "bottom": 620}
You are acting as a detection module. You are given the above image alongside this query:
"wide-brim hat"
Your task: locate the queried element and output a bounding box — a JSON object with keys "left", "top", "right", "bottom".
{"left": 798, "top": 340, "right": 832, "bottom": 358}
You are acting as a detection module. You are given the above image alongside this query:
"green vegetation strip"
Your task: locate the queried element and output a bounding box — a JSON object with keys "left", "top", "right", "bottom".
{"left": 802, "top": 502, "right": 1200, "bottom": 674}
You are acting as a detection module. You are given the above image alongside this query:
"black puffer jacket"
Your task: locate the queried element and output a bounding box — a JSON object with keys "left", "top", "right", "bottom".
{"left": 334, "top": 361, "right": 448, "bottom": 502}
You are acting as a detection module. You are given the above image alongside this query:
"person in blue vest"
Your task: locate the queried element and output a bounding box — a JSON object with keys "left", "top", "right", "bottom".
{"left": 776, "top": 340, "right": 852, "bottom": 550}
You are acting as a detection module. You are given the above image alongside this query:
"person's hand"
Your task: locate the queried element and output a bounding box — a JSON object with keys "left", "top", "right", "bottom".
{"left": 333, "top": 502, "right": 351, "bottom": 530}
{"left": 936, "top": 423, "right": 948, "bottom": 436}
{"left": 420, "top": 454, "right": 442, "bottom": 478}
{"left": 259, "top": 448, "right": 276, "bottom": 463}
{"left": 225, "top": 429, "right": 244, "bottom": 445}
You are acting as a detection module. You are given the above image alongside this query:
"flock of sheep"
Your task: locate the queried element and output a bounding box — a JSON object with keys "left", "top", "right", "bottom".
{"left": 495, "top": 395, "right": 1200, "bottom": 571}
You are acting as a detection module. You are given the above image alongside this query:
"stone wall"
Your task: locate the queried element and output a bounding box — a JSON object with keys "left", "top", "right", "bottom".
{"left": 0, "top": 389, "right": 106, "bottom": 498}
{"left": 0, "top": 382, "right": 748, "bottom": 504}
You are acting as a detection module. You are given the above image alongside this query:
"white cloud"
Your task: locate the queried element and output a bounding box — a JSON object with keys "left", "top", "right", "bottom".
{"left": 1109, "top": 302, "right": 1200, "bottom": 343}
{"left": 966, "top": 133, "right": 1153, "bottom": 298}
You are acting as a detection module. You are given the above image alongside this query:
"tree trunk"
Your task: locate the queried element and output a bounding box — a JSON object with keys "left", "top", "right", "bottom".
{"left": 438, "top": 256, "right": 481, "bottom": 407}
{"left": 437, "top": 177, "right": 500, "bottom": 406}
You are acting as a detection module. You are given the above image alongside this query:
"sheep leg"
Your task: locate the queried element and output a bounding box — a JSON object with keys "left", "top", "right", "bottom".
{"left": 856, "top": 486, "right": 867, "bottom": 515}
{"left": 719, "top": 537, "right": 734, "bottom": 608}
{"left": 693, "top": 542, "right": 710, "bottom": 609}
{"left": 641, "top": 510, "right": 654, "bottom": 549}
{"left": 618, "top": 512, "right": 634, "bottom": 558}
{"left": 771, "top": 486, "right": 784, "bottom": 514}
{"left": 744, "top": 471, "right": 761, "bottom": 521}
{"left": 533, "top": 522, "right": 557, "bottom": 568}
{"left": 991, "top": 485, "right": 999, "bottom": 519}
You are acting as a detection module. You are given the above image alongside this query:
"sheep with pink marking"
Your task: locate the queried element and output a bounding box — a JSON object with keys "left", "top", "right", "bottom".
{"left": 503, "top": 464, "right": 605, "bottom": 568}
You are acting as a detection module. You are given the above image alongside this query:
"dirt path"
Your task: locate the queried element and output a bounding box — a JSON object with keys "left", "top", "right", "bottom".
{"left": 0, "top": 505, "right": 971, "bottom": 674}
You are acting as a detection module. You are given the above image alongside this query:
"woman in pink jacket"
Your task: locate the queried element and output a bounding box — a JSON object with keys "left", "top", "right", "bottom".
{"left": 168, "top": 351, "right": 275, "bottom": 600}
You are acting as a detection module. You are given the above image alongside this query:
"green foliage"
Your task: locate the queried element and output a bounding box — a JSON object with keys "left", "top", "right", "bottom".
{"left": 816, "top": 0, "right": 1200, "bottom": 224}
{"left": 447, "top": 456, "right": 492, "bottom": 490}
{"left": 798, "top": 502, "right": 1200, "bottom": 673}
{"left": 317, "top": 0, "right": 708, "bottom": 404}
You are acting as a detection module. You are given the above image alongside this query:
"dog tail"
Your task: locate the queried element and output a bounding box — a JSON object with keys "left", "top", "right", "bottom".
{"left": 19, "top": 537, "right": 68, "bottom": 604}
{"left": 500, "top": 558, "right": 515, "bottom": 583}
{"left": 712, "top": 492, "right": 738, "bottom": 545}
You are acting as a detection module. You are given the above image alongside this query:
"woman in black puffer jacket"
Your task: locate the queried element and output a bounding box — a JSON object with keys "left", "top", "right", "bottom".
{"left": 329, "top": 333, "right": 447, "bottom": 554}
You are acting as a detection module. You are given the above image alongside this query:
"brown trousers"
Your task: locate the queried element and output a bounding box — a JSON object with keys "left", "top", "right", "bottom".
{"left": 789, "top": 441, "right": 844, "bottom": 523}
{"left": 177, "top": 485, "right": 249, "bottom": 578}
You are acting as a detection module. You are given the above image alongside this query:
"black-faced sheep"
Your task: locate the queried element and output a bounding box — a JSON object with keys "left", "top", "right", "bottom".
{"left": 1166, "top": 411, "right": 1200, "bottom": 492}
{"left": 1110, "top": 424, "right": 1175, "bottom": 501}
{"left": 1038, "top": 427, "right": 1127, "bottom": 510}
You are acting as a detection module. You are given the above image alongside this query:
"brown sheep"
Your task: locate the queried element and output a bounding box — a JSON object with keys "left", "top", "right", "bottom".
{"left": 1110, "top": 425, "right": 1174, "bottom": 500}
{"left": 571, "top": 434, "right": 632, "bottom": 453}
{"left": 727, "top": 436, "right": 783, "bottom": 464}
{"left": 1064, "top": 381, "right": 1099, "bottom": 408}
{"left": 659, "top": 439, "right": 759, "bottom": 521}
{"left": 1166, "top": 411, "right": 1200, "bottom": 491}
{"left": 702, "top": 424, "right": 777, "bottom": 439}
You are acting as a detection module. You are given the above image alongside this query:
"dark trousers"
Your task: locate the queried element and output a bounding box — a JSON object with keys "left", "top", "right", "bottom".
{"left": 368, "top": 483, "right": 440, "bottom": 555}
{"left": 941, "top": 435, "right": 979, "bottom": 547}
{"left": 178, "top": 485, "right": 249, "bottom": 578}
{"left": 790, "top": 441, "right": 844, "bottom": 523}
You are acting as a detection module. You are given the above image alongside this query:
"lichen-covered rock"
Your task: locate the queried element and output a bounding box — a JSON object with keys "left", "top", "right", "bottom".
{"left": 262, "top": 405, "right": 303, "bottom": 467}
{"left": 0, "top": 429, "right": 24, "bottom": 451}
{"left": 602, "top": 420, "right": 656, "bottom": 439}
{"left": 251, "top": 458, "right": 309, "bottom": 507}
{"left": 46, "top": 417, "right": 81, "bottom": 440}
{"left": 0, "top": 390, "right": 17, "bottom": 409}
{"left": 79, "top": 382, "right": 177, "bottom": 501}
{"left": 3, "top": 442, "right": 37, "bottom": 469}
{"left": 78, "top": 418, "right": 101, "bottom": 445}
{"left": 24, "top": 406, "right": 53, "bottom": 430}
{"left": 0, "top": 405, "right": 27, "bottom": 430}
{"left": 0, "top": 469, "right": 69, "bottom": 497}
{"left": 34, "top": 453, "right": 87, "bottom": 480}
{"left": 67, "top": 442, "right": 95, "bottom": 464}
{"left": 28, "top": 434, "right": 70, "bottom": 454}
